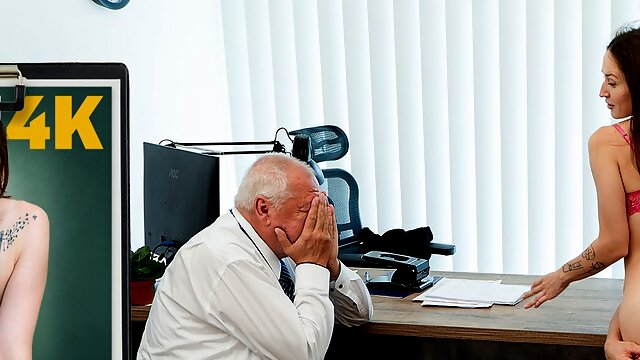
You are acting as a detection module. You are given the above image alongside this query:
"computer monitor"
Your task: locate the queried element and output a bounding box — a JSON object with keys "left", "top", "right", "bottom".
{"left": 143, "top": 142, "right": 220, "bottom": 258}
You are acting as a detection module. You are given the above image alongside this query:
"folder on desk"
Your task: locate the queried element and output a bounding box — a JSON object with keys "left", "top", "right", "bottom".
{"left": 413, "top": 278, "right": 530, "bottom": 307}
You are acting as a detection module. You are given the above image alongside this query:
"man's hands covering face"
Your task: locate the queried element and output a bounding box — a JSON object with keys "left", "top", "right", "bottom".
{"left": 275, "top": 194, "right": 339, "bottom": 272}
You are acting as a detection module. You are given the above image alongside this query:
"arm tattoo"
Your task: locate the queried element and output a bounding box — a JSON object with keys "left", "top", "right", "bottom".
{"left": 0, "top": 213, "right": 38, "bottom": 252}
{"left": 589, "top": 261, "right": 605, "bottom": 273}
{"left": 579, "top": 246, "right": 605, "bottom": 273}
{"left": 563, "top": 261, "right": 584, "bottom": 273}
{"left": 581, "top": 245, "right": 596, "bottom": 260}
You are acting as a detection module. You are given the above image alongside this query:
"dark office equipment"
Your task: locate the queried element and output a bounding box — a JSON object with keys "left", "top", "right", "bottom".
{"left": 146, "top": 127, "right": 326, "bottom": 260}
{"left": 143, "top": 143, "right": 220, "bottom": 261}
{"left": 168, "top": 128, "right": 325, "bottom": 185}
{"left": 361, "top": 251, "right": 438, "bottom": 292}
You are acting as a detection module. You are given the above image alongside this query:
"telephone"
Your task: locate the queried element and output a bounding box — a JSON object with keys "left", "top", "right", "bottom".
{"left": 362, "top": 251, "right": 441, "bottom": 294}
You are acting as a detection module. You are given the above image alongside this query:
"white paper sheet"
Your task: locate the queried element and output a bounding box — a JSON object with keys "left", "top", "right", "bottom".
{"left": 413, "top": 277, "right": 530, "bottom": 306}
{"left": 421, "top": 298, "right": 493, "bottom": 308}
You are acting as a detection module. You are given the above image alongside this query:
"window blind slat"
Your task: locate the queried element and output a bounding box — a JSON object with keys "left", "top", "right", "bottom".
{"left": 221, "top": 0, "right": 256, "bottom": 192}
{"left": 472, "top": 0, "right": 503, "bottom": 273}
{"left": 245, "top": 0, "right": 277, "bottom": 140}
{"left": 552, "top": 1, "right": 584, "bottom": 273}
{"left": 420, "top": 0, "right": 453, "bottom": 271}
{"left": 317, "top": 0, "right": 351, "bottom": 169}
{"left": 394, "top": 0, "right": 428, "bottom": 230}
{"left": 343, "top": 0, "right": 379, "bottom": 232}
{"left": 446, "top": 0, "right": 478, "bottom": 272}
{"left": 499, "top": 0, "right": 528, "bottom": 274}
{"left": 292, "top": 0, "right": 324, "bottom": 130}
{"left": 368, "top": 1, "right": 402, "bottom": 232}
{"left": 269, "top": 0, "right": 300, "bottom": 131}
{"left": 526, "top": 0, "right": 556, "bottom": 275}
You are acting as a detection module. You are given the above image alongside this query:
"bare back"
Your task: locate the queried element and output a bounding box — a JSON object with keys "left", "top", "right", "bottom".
{"left": 0, "top": 198, "right": 49, "bottom": 359}
{"left": 0, "top": 200, "right": 41, "bottom": 299}
{"left": 608, "top": 122, "right": 640, "bottom": 282}
{"left": 606, "top": 121, "right": 640, "bottom": 343}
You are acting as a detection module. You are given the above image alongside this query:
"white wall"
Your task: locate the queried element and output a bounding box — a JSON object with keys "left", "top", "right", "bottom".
{"left": 0, "top": 1, "right": 235, "bottom": 250}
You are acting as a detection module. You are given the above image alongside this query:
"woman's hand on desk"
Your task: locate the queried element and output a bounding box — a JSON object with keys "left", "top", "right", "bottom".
{"left": 522, "top": 270, "right": 569, "bottom": 309}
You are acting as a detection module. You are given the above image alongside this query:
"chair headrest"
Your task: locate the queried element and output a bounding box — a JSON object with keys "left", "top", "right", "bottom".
{"left": 289, "top": 125, "right": 349, "bottom": 163}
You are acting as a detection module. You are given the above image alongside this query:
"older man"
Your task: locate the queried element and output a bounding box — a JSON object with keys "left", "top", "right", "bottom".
{"left": 137, "top": 154, "right": 373, "bottom": 360}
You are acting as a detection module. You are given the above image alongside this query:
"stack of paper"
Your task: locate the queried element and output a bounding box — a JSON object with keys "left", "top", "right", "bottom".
{"left": 413, "top": 278, "right": 530, "bottom": 308}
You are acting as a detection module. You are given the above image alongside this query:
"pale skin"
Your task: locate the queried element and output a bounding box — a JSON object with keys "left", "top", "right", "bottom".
{"left": 238, "top": 162, "right": 341, "bottom": 280}
{"left": 0, "top": 199, "right": 49, "bottom": 360}
{"left": 605, "top": 307, "right": 640, "bottom": 360}
{"left": 519, "top": 50, "right": 640, "bottom": 358}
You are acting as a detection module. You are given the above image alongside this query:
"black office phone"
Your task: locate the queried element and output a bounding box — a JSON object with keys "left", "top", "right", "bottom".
{"left": 362, "top": 251, "right": 439, "bottom": 294}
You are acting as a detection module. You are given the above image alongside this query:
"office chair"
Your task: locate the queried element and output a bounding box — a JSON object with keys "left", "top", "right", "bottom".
{"left": 322, "top": 168, "right": 370, "bottom": 266}
{"left": 289, "top": 125, "right": 349, "bottom": 163}
{"left": 289, "top": 125, "right": 455, "bottom": 267}
{"left": 323, "top": 166, "right": 456, "bottom": 267}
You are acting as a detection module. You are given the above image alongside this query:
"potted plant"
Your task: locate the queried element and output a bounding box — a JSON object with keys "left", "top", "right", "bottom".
{"left": 130, "top": 245, "right": 166, "bottom": 306}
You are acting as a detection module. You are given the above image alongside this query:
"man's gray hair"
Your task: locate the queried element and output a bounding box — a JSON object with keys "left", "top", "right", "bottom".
{"left": 234, "top": 154, "right": 316, "bottom": 211}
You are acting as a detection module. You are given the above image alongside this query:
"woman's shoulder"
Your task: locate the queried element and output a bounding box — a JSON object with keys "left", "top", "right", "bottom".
{"left": 0, "top": 199, "right": 48, "bottom": 233}
{"left": 1, "top": 199, "right": 47, "bottom": 218}
{"left": 0, "top": 199, "right": 48, "bottom": 254}
{"left": 589, "top": 123, "right": 629, "bottom": 149}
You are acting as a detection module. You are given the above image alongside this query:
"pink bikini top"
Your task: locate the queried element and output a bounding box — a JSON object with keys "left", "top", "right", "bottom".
{"left": 612, "top": 123, "right": 640, "bottom": 216}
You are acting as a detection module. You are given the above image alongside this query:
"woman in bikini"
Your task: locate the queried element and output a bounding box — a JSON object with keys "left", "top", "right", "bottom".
{"left": 0, "top": 121, "right": 49, "bottom": 359}
{"left": 521, "top": 24, "right": 640, "bottom": 359}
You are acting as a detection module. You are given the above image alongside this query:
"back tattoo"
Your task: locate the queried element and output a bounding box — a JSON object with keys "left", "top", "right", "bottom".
{"left": 1, "top": 213, "right": 38, "bottom": 252}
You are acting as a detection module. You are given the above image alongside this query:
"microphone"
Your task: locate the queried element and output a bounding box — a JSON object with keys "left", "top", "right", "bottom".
{"left": 292, "top": 134, "right": 325, "bottom": 185}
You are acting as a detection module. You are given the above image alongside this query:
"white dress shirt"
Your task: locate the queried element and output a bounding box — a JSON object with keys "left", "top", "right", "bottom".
{"left": 137, "top": 208, "right": 373, "bottom": 360}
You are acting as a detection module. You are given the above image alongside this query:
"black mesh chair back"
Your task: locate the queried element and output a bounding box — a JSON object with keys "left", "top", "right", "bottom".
{"left": 323, "top": 168, "right": 362, "bottom": 246}
{"left": 289, "top": 125, "right": 349, "bottom": 163}
{"left": 322, "top": 168, "right": 375, "bottom": 266}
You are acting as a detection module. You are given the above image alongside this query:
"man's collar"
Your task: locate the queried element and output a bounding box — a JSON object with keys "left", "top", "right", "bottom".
{"left": 231, "top": 208, "right": 282, "bottom": 276}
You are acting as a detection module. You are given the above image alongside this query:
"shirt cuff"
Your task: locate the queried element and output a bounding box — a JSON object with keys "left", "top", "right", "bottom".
{"left": 329, "top": 261, "right": 360, "bottom": 293}
{"left": 295, "top": 263, "right": 330, "bottom": 294}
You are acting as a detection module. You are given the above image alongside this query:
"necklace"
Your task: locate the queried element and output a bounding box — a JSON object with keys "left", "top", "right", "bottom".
{"left": 229, "top": 209, "right": 276, "bottom": 277}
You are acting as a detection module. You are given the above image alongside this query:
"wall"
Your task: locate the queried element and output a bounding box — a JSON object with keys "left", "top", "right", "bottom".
{"left": 0, "top": 1, "right": 235, "bottom": 251}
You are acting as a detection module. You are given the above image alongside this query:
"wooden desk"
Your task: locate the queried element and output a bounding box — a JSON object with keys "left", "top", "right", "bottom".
{"left": 131, "top": 270, "right": 623, "bottom": 348}
{"left": 357, "top": 271, "right": 622, "bottom": 347}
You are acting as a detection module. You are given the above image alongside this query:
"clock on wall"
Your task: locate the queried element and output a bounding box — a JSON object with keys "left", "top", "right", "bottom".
{"left": 92, "top": 0, "right": 129, "bottom": 10}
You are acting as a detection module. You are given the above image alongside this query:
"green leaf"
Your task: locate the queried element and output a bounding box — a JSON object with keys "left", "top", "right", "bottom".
{"left": 130, "top": 245, "right": 167, "bottom": 281}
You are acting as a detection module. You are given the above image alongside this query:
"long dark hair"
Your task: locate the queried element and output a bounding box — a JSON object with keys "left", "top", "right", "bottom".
{"left": 608, "top": 24, "right": 640, "bottom": 170}
{"left": 0, "top": 121, "right": 9, "bottom": 198}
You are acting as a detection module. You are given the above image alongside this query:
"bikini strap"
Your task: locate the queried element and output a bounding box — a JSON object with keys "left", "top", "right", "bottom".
{"left": 613, "top": 123, "right": 633, "bottom": 149}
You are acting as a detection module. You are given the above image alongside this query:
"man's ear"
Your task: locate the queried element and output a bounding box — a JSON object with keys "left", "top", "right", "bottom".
{"left": 254, "top": 196, "right": 271, "bottom": 226}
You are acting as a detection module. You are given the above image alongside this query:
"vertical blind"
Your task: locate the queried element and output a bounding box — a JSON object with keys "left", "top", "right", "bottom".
{"left": 216, "top": 0, "right": 640, "bottom": 278}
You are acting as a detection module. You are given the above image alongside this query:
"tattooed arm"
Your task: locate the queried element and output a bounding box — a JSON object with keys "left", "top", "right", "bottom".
{"left": 0, "top": 205, "right": 49, "bottom": 360}
{"left": 523, "top": 128, "right": 629, "bottom": 309}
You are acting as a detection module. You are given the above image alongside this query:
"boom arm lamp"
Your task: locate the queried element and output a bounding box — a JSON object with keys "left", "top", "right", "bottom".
{"left": 166, "top": 128, "right": 325, "bottom": 185}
